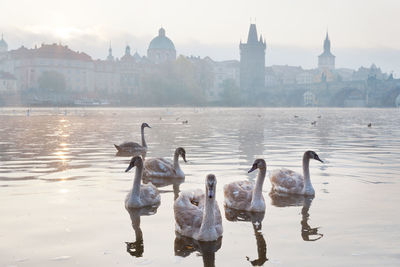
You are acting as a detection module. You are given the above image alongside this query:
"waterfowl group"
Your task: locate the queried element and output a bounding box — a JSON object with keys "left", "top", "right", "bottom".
{"left": 120, "top": 122, "right": 324, "bottom": 251}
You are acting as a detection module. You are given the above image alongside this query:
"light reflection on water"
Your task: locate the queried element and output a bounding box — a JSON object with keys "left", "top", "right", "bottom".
{"left": 0, "top": 107, "right": 400, "bottom": 266}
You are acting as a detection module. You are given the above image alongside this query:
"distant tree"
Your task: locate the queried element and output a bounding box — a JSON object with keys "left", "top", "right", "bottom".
{"left": 38, "top": 71, "right": 66, "bottom": 92}
{"left": 220, "top": 79, "right": 241, "bottom": 106}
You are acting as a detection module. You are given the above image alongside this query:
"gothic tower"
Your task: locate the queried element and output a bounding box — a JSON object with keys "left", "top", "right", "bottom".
{"left": 318, "top": 32, "right": 335, "bottom": 70}
{"left": 240, "top": 24, "right": 266, "bottom": 94}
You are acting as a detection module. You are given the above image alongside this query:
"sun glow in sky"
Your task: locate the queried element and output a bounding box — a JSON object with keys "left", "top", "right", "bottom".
{"left": 1, "top": 0, "right": 400, "bottom": 74}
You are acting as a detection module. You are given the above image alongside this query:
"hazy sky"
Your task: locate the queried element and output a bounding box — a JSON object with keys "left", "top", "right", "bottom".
{"left": 1, "top": 0, "right": 399, "bottom": 75}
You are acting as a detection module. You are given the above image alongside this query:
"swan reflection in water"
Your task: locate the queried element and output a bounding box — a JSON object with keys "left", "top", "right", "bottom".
{"left": 125, "top": 205, "right": 159, "bottom": 257}
{"left": 142, "top": 175, "right": 184, "bottom": 200}
{"left": 174, "top": 232, "right": 222, "bottom": 267}
{"left": 269, "top": 192, "right": 323, "bottom": 241}
{"left": 224, "top": 208, "right": 268, "bottom": 266}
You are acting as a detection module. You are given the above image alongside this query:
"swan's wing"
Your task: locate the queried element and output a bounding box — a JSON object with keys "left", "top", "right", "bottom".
{"left": 119, "top": 142, "right": 142, "bottom": 149}
{"left": 214, "top": 201, "right": 223, "bottom": 236}
{"left": 116, "top": 142, "right": 146, "bottom": 154}
{"left": 144, "top": 158, "right": 176, "bottom": 178}
{"left": 223, "top": 180, "right": 253, "bottom": 210}
{"left": 270, "top": 168, "right": 304, "bottom": 194}
{"left": 174, "top": 189, "right": 204, "bottom": 236}
{"left": 144, "top": 158, "right": 173, "bottom": 173}
{"left": 140, "top": 183, "right": 161, "bottom": 206}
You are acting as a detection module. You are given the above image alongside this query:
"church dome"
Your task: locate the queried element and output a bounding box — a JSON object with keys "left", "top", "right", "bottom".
{"left": 148, "top": 28, "right": 175, "bottom": 51}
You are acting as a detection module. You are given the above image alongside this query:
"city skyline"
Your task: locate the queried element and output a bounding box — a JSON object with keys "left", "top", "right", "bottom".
{"left": 1, "top": 0, "right": 399, "bottom": 75}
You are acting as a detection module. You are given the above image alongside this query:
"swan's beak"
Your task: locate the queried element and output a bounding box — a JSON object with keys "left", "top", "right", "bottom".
{"left": 248, "top": 164, "right": 257, "bottom": 173}
{"left": 208, "top": 188, "right": 215, "bottom": 199}
{"left": 147, "top": 125, "right": 151, "bottom": 128}
{"left": 182, "top": 155, "right": 187, "bottom": 163}
{"left": 125, "top": 163, "right": 135, "bottom": 172}
{"left": 315, "top": 155, "right": 323, "bottom": 163}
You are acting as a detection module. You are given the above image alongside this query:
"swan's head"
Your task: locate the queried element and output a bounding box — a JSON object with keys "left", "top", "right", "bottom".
{"left": 176, "top": 147, "right": 187, "bottom": 162}
{"left": 141, "top": 122, "right": 151, "bottom": 129}
{"left": 206, "top": 174, "right": 217, "bottom": 199}
{"left": 248, "top": 159, "right": 267, "bottom": 173}
{"left": 306, "top": 151, "right": 323, "bottom": 163}
{"left": 125, "top": 156, "right": 143, "bottom": 172}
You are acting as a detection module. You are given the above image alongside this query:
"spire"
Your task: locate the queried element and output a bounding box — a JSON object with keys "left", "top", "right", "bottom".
{"left": 247, "top": 24, "right": 258, "bottom": 44}
{"left": 107, "top": 41, "right": 114, "bottom": 61}
{"left": 159, "top": 27, "right": 165, "bottom": 37}
{"left": 125, "top": 44, "right": 131, "bottom": 56}
{"left": 323, "top": 31, "right": 331, "bottom": 53}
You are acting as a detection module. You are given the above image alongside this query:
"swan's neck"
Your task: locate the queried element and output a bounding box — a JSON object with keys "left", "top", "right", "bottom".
{"left": 130, "top": 165, "right": 142, "bottom": 201}
{"left": 173, "top": 152, "right": 181, "bottom": 171}
{"left": 200, "top": 190, "right": 215, "bottom": 233}
{"left": 302, "top": 154, "right": 314, "bottom": 194}
{"left": 251, "top": 168, "right": 266, "bottom": 203}
{"left": 141, "top": 127, "right": 147, "bottom": 148}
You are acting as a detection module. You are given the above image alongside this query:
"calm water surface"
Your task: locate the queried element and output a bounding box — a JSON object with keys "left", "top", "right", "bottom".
{"left": 0, "top": 107, "right": 399, "bottom": 267}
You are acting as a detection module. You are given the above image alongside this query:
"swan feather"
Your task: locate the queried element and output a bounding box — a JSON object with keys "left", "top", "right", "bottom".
{"left": 270, "top": 168, "right": 304, "bottom": 194}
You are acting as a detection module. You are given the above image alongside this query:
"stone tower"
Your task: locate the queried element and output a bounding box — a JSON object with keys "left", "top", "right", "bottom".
{"left": 240, "top": 24, "right": 266, "bottom": 94}
{"left": 318, "top": 32, "right": 335, "bottom": 70}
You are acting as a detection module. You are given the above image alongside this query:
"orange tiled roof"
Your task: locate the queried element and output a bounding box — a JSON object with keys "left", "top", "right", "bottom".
{"left": 9, "top": 43, "right": 92, "bottom": 61}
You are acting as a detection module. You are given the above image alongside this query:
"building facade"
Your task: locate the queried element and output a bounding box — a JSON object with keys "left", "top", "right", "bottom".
{"left": 0, "top": 71, "right": 17, "bottom": 92}
{"left": 3, "top": 43, "right": 94, "bottom": 92}
{"left": 239, "top": 24, "right": 266, "bottom": 94}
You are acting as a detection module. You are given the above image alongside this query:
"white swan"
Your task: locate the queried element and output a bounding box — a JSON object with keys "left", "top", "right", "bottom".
{"left": 174, "top": 174, "right": 223, "bottom": 241}
{"left": 223, "top": 159, "right": 267, "bottom": 213}
{"left": 270, "top": 151, "right": 323, "bottom": 196}
{"left": 143, "top": 147, "right": 186, "bottom": 179}
{"left": 125, "top": 156, "right": 161, "bottom": 209}
{"left": 115, "top": 123, "right": 151, "bottom": 155}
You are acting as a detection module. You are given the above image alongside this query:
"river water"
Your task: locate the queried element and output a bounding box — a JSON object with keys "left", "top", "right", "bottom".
{"left": 0, "top": 107, "right": 399, "bottom": 267}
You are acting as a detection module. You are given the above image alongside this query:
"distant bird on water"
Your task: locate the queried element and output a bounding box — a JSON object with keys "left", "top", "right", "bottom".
{"left": 368, "top": 123, "right": 372, "bottom": 127}
{"left": 294, "top": 115, "right": 299, "bottom": 118}
{"left": 182, "top": 120, "right": 188, "bottom": 124}
{"left": 311, "top": 121, "right": 317, "bottom": 126}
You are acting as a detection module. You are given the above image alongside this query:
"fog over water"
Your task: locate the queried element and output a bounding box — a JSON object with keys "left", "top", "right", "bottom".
{"left": 1, "top": 0, "right": 400, "bottom": 75}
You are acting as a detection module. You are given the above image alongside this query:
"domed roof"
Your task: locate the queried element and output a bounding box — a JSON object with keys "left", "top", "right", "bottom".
{"left": 148, "top": 28, "right": 175, "bottom": 51}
